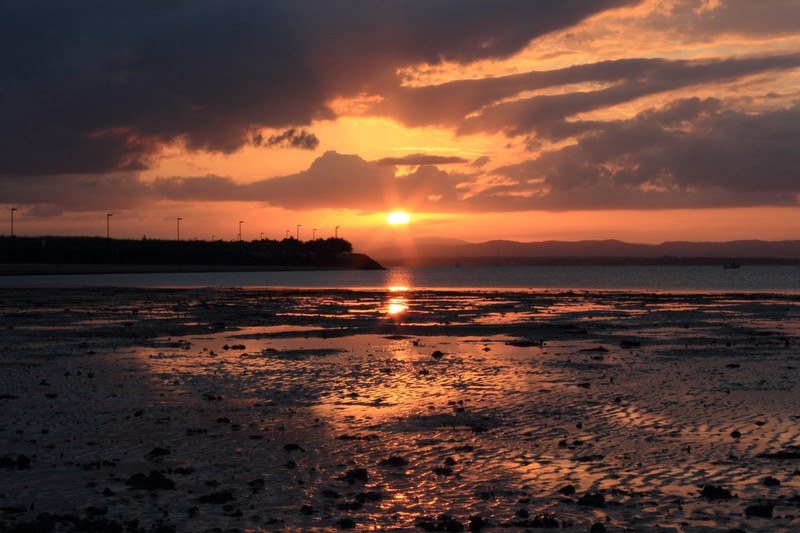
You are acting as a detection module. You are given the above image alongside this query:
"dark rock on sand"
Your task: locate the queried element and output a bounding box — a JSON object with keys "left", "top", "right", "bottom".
{"left": 379, "top": 455, "right": 408, "bottom": 467}
{"left": 336, "top": 517, "right": 357, "bottom": 529}
{"left": 283, "top": 443, "right": 306, "bottom": 452}
{"left": 431, "top": 350, "right": 445, "bottom": 360}
{"left": 620, "top": 340, "right": 641, "bottom": 349}
{"left": 763, "top": 476, "right": 781, "bottom": 487}
{"left": 590, "top": 523, "right": 607, "bottom": 532}
{"left": 198, "top": 489, "right": 236, "bottom": 504}
{"left": 744, "top": 502, "right": 774, "bottom": 518}
{"left": 415, "top": 513, "right": 464, "bottom": 532}
{"left": 125, "top": 471, "right": 176, "bottom": 491}
{"left": 343, "top": 467, "right": 369, "bottom": 483}
{"left": 758, "top": 447, "right": 800, "bottom": 459}
{"left": 577, "top": 492, "right": 605, "bottom": 507}
{"left": 559, "top": 484, "right": 576, "bottom": 495}
{"left": 699, "top": 484, "right": 737, "bottom": 500}
{"left": 299, "top": 504, "right": 314, "bottom": 515}
{"left": 147, "top": 447, "right": 170, "bottom": 459}
{"left": 468, "top": 515, "right": 491, "bottom": 531}
{"left": 433, "top": 466, "right": 454, "bottom": 476}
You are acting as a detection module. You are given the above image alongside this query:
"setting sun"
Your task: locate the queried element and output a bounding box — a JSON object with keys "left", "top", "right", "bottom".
{"left": 387, "top": 211, "right": 410, "bottom": 225}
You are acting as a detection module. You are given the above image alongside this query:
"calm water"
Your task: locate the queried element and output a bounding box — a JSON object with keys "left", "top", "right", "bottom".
{"left": 1, "top": 264, "right": 798, "bottom": 292}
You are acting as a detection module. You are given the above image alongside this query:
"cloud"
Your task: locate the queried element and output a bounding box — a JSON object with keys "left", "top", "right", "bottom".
{"left": 376, "top": 154, "right": 469, "bottom": 166}
{"left": 483, "top": 98, "right": 800, "bottom": 210}
{"left": 253, "top": 129, "right": 320, "bottom": 150}
{"left": 0, "top": 0, "right": 636, "bottom": 176}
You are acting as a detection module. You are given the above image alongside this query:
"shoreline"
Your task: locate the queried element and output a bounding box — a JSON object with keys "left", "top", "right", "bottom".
{"left": 1, "top": 287, "right": 798, "bottom": 532}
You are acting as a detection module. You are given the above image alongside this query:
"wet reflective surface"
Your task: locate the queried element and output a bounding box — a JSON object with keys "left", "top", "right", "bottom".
{"left": 1, "top": 287, "right": 799, "bottom": 531}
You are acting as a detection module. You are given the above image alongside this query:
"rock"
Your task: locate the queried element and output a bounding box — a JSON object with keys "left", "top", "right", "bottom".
{"left": 336, "top": 518, "right": 357, "bottom": 529}
{"left": 590, "top": 523, "right": 607, "bottom": 532}
{"left": 431, "top": 350, "right": 444, "bottom": 360}
{"left": 283, "top": 443, "right": 306, "bottom": 452}
{"left": 343, "top": 468, "right": 368, "bottom": 483}
{"left": 577, "top": 492, "right": 605, "bottom": 507}
{"left": 299, "top": 504, "right": 314, "bottom": 515}
{"left": 125, "top": 471, "right": 176, "bottom": 491}
{"left": 744, "top": 502, "right": 773, "bottom": 518}
{"left": 468, "top": 515, "right": 490, "bottom": 531}
{"left": 147, "top": 447, "right": 170, "bottom": 459}
{"left": 558, "top": 484, "right": 576, "bottom": 495}
{"left": 379, "top": 456, "right": 408, "bottom": 467}
{"left": 763, "top": 476, "right": 781, "bottom": 487}
{"left": 415, "top": 514, "right": 464, "bottom": 532}
{"left": 699, "top": 484, "right": 736, "bottom": 500}
{"left": 620, "top": 340, "right": 641, "bottom": 349}
{"left": 198, "top": 489, "right": 236, "bottom": 504}
{"left": 433, "top": 466, "right": 454, "bottom": 476}
{"left": 730, "top": 430, "right": 741, "bottom": 439}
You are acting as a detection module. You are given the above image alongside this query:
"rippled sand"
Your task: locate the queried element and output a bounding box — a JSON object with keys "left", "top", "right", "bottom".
{"left": 1, "top": 287, "right": 799, "bottom": 532}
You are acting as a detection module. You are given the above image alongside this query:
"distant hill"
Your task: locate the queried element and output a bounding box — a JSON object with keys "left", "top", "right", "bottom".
{"left": 369, "top": 239, "right": 800, "bottom": 266}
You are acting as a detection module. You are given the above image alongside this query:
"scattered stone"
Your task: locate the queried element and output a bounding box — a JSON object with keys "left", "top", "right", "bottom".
{"left": 125, "top": 471, "right": 176, "bottom": 491}
{"left": 744, "top": 502, "right": 773, "bottom": 518}
{"left": 433, "top": 466, "right": 454, "bottom": 476}
{"left": 559, "top": 484, "right": 576, "bottom": 496}
{"left": 762, "top": 476, "right": 781, "bottom": 487}
{"left": 198, "top": 489, "right": 236, "bottom": 504}
{"left": 468, "top": 515, "right": 491, "bottom": 531}
{"left": 202, "top": 393, "right": 223, "bottom": 401}
{"left": 620, "top": 340, "right": 641, "bottom": 349}
{"left": 577, "top": 492, "right": 605, "bottom": 507}
{"left": 343, "top": 468, "right": 368, "bottom": 483}
{"left": 730, "top": 430, "right": 741, "bottom": 439}
{"left": 431, "top": 350, "right": 444, "bottom": 360}
{"left": 336, "top": 517, "right": 357, "bottom": 529}
{"left": 285, "top": 459, "right": 297, "bottom": 469}
{"left": 758, "top": 447, "right": 800, "bottom": 459}
{"left": 415, "top": 513, "right": 464, "bottom": 532}
{"left": 322, "top": 489, "right": 342, "bottom": 499}
{"left": 379, "top": 455, "right": 408, "bottom": 467}
{"left": 147, "top": 447, "right": 171, "bottom": 459}
{"left": 283, "top": 443, "right": 306, "bottom": 452}
{"left": 590, "top": 523, "right": 607, "bottom": 532}
{"left": 580, "top": 346, "right": 609, "bottom": 353}
{"left": 699, "top": 484, "right": 736, "bottom": 500}
{"left": 299, "top": 504, "right": 314, "bottom": 515}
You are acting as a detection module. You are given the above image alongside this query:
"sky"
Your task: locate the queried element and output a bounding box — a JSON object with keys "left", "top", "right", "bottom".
{"left": 2, "top": 0, "right": 800, "bottom": 252}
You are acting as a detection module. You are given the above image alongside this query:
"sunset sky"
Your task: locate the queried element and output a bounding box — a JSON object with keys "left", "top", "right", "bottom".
{"left": 2, "top": 1, "right": 800, "bottom": 252}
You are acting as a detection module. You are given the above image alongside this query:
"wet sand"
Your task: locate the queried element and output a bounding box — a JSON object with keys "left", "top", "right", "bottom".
{"left": 1, "top": 287, "right": 799, "bottom": 532}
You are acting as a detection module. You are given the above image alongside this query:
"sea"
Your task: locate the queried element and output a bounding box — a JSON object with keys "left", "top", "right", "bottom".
{"left": 1, "top": 264, "right": 798, "bottom": 293}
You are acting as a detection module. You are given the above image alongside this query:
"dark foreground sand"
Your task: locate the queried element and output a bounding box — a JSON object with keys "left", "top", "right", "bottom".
{"left": 1, "top": 287, "right": 798, "bottom": 532}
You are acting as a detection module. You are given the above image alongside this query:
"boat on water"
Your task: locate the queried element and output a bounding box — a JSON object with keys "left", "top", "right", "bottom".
{"left": 723, "top": 261, "right": 741, "bottom": 269}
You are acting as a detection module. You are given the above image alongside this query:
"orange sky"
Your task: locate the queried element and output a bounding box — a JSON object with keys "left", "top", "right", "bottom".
{"left": 2, "top": 0, "right": 800, "bottom": 253}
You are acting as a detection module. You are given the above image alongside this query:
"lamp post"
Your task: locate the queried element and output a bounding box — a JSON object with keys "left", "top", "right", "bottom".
{"left": 177, "top": 217, "right": 182, "bottom": 241}
{"left": 312, "top": 228, "right": 317, "bottom": 240}
{"left": 106, "top": 213, "right": 113, "bottom": 239}
{"left": 296, "top": 224, "right": 301, "bottom": 240}
{"left": 238, "top": 220, "right": 244, "bottom": 241}
{"left": 260, "top": 232, "right": 264, "bottom": 240}
{"left": 335, "top": 225, "right": 340, "bottom": 239}
{"left": 10, "top": 207, "right": 17, "bottom": 237}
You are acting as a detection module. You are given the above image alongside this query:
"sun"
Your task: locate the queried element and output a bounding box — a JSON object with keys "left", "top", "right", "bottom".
{"left": 387, "top": 211, "right": 410, "bottom": 225}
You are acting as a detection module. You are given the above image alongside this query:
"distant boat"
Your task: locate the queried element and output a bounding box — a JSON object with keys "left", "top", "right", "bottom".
{"left": 723, "top": 261, "right": 741, "bottom": 269}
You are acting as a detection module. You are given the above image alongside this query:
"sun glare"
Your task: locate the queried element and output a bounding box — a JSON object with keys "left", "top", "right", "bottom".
{"left": 387, "top": 211, "right": 410, "bottom": 225}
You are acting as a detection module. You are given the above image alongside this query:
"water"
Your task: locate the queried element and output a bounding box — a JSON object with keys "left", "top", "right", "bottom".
{"left": 1, "top": 264, "right": 798, "bottom": 292}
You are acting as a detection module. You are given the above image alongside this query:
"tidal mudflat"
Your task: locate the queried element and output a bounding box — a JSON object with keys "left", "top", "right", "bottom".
{"left": 1, "top": 287, "right": 799, "bottom": 532}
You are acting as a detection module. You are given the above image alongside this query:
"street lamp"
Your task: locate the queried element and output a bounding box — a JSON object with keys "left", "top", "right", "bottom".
{"left": 285, "top": 230, "right": 290, "bottom": 238}
{"left": 10, "top": 207, "right": 17, "bottom": 237}
{"left": 106, "top": 213, "right": 113, "bottom": 239}
{"left": 260, "top": 232, "right": 264, "bottom": 240}
{"left": 177, "top": 217, "right": 182, "bottom": 241}
{"left": 335, "top": 225, "right": 340, "bottom": 238}
{"left": 238, "top": 220, "right": 244, "bottom": 241}
{"left": 312, "top": 228, "right": 317, "bottom": 240}
{"left": 296, "top": 224, "right": 301, "bottom": 240}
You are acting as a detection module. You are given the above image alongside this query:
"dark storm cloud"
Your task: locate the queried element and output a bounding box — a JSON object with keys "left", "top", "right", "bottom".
{"left": 0, "top": 0, "right": 636, "bottom": 176}
{"left": 372, "top": 53, "right": 800, "bottom": 136}
{"left": 253, "top": 129, "right": 320, "bottom": 150}
{"left": 647, "top": 0, "right": 800, "bottom": 37}
{"left": 376, "top": 154, "right": 469, "bottom": 166}
{"left": 0, "top": 174, "right": 152, "bottom": 211}
{"left": 482, "top": 98, "right": 800, "bottom": 211}
{"left": 151, "top": 151, "right": 468, "bottom": 212}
